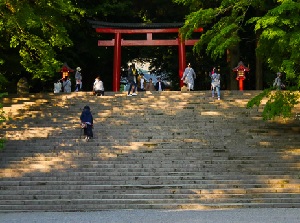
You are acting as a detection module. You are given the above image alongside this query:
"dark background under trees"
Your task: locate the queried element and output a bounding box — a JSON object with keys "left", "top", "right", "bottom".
{"left": 0, "top": 0, "right": 299, "bottom": 93}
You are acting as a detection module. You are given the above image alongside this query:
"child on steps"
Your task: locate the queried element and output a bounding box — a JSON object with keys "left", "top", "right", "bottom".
{"left": 80, "top": 105, "right": 93, "bottom": 141}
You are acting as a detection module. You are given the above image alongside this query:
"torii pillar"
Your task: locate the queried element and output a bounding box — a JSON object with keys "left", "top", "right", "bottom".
{"left": 113, "top": 32, "right": 122, "bottom": 91}
{"left": 178, "top": 35, "right": 186, "bottom": 87}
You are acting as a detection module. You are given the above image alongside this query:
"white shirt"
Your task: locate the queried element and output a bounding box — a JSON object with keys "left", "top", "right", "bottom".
{"left": 94, "top": 79, "right": 104, "bottom": 91}
{"left": 158, "top": 82, "right": 162, "bottom": 91}
{"left": 54, "top": 82, "right": 62, "bottom": 93}
{"left": 140, "top": 78, "right": 144, "bottom": 89}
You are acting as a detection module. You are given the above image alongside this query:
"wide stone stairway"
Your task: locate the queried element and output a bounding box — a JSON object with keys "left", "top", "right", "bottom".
{"left": 0, "top": 91, "right": 299, "bottom": 212}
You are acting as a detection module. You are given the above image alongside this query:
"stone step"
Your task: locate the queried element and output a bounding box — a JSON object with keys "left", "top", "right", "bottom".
{"left": 1, "top": 177, "right": 298, "bottom": 184}
{"left": 1, "top": 185, "right": 299, "bottom": 195}
{"left": 2, "top": 171, "right": 299, "bottom": 180}
{"left": 1, "top": 192, "right": 299, "bottom": 201}
{"left": 1, "top": 91, "right": 299, "bottom": 211}
{"left": 1, "top": 157, "right": 298, "bottom": 164}
{"left": 0, "top": 197, "right": 300, "bottom": 207}
{"left": 1, "top": 171, "right": 299, "bottom": 180}
{"left": 0, "top": 180, "right": 299, "bottom": 190}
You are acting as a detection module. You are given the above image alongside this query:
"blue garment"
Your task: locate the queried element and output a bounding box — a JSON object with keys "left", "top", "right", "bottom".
{"left": 182, "top": 67, "right": 196, "bottom": 90}
{"left": 80, "top": 107, "right": 93, "bottom": 124}
{"left": 210, "top": 72, "right": 221, "bottom": 98}
{"left": 210, "top": 73, "right": 220, "bottom": 88}
{"left": 80, "top": 106, "right": 93, "bottom": 137}
{"left": 212, "top": 86, "right": 220, "bottom": 98}
{"left": 127, "top": 80, "right": 137, "bottom": 95}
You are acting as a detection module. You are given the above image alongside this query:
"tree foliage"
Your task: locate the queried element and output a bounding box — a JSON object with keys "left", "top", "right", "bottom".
{"left": 247, "top": 88, "right": 299, "bottom": 120}
{"left": 176, "top": 0, "right": 300, "bottom": 87}
{"left": 250, "top": 0, "right": 300, "bottom": 85}
{"left": 0, "top": 0, "right": 84, "bottom": 81}
{"left": 0, "top": 0, "right": 193, "bottom": 91}
{"left": 175, "top": 0, "right": 300, "bottom": 119}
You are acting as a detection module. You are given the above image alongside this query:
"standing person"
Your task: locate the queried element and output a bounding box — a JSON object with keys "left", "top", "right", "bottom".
{"left": 181, "top": 63, "right": 196, "bottom": 91}
{"left": 62, "top": 76, "right": 71, "bottom": 93}
{"left": 54, "top": 80, "right": 62, "bottom": 93}
{"left": 209, "top": 69, "right": 221, "bottom": 100}
{"left": 93, "top": 76, "right": 105, "bottom": 96}
{"left": 75, "top": 67, "right": 82, "bottom": 92}
{"left": 210, "top": 67, "right": 216, "bottom": 90}
{"left": 138, "top": 73, "right": 145, "bottom": 91}
{"left": 155, "top": 77, "right": 165, "bottom": 91}
{"left": 127, "top": 64, "right": 137, "bottom": 96}
{"left": 145, "top": 78, "right": 155, "bottom": 91}
{"left": 273, "top": 72, "right": 284, "bottom": 90}
{"left": 80, "top": 105, "right": 93, "bottom": 141}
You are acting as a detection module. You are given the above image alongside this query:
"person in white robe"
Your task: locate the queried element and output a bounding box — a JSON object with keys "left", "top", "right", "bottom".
{"left": 181, "top": 63, "right": 196, "bottom": 91}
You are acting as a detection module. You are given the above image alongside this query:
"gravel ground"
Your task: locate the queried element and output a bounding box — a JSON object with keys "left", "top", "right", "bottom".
{"left": 0, "top": 208, "right": 299, "bottom": 223}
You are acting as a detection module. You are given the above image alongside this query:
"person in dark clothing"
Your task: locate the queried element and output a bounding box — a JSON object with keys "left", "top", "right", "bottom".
{"left": 155, "top": 77, "right": 165, "bottom": 91}
{"left": 127, "top": 64, "right": 137, "bottom": 96}
{"left": 80, "top": 105, "right": 93, "bottom": 141}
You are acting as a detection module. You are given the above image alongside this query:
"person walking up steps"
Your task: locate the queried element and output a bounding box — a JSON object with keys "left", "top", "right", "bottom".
{"left": 181, "top": 63, "right": 196, "bottom": 91}
{"left": 209, "top": 69, "right": 221, "bottom": 100}
{"left": 127, "top": 64, "right": 137, "bottom": 96}
{"left": 80, "top": 105, "right": 93, "bottom": 141}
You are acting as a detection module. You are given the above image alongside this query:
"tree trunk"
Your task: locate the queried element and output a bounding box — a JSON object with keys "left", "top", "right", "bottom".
{"left": 227, "top": 45, "right": 240, "bottom": 90}
{"left": 255, "top": 33, "right": 263, "bottom": 90}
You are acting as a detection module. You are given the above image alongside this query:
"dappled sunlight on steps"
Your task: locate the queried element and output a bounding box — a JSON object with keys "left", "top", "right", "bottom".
{"left": 0, "top": 90, "right": 299, "bottom": 211}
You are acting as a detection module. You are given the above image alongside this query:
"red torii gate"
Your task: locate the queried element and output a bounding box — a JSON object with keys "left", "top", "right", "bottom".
{"left": 91, "top": 21, "right": 203, "bottom": 91}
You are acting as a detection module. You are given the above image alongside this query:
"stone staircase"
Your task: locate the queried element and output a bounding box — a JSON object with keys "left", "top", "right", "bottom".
{"left": 0, "top": 90, "right": 299, "bottom": 212}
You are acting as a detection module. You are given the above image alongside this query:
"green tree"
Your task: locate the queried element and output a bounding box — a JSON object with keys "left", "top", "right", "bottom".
{"left": 250, "top": 0, "right": 300, "bottom": 86}
{"left": 0, "top": 0, "right": 84, "bottom": 82}
{"left": 174, "top": 0, "right": 300, "bottom": 119}
{"left": 76, "top": 0, "right": 191, "bottom": 90}
{"left": 174, "top": 0, "right": 300, "bottom": 85}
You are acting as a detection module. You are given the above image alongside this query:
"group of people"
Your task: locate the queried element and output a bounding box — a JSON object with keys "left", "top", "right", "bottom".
{"left": 55, "top": 63, "right": 284, "bottom": 102}
{"left": 78, "top": 64, "right": 285, "bottom": 142}
{"left": 54, "top": 66, "right": 106, "bottom": 96}
{"left": 54, "top": 67, "right": 82, "bottom": 93}
{"left": 53, "top": 76, "right": 72, "bottom": 93}
{"left": 181, "top": 63, "right": 221, "bottom": 100}
{"left": 126, "top": 64, "right": 168, "bottom": 96}
{"left": 125, "top": 63, "right": 222, "bottom": 98}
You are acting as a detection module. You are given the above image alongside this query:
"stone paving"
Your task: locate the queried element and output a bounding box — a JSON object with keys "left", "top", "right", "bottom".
{"left": 0, "top": 208, "right": 300, "bottom": 223}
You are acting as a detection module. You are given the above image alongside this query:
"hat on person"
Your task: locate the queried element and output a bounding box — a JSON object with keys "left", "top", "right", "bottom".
{"left": 76, "top": 67, "right": 81, "bottom": 71}
{"left": 277, "top": 72, "right": 281, "bottom": 76}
